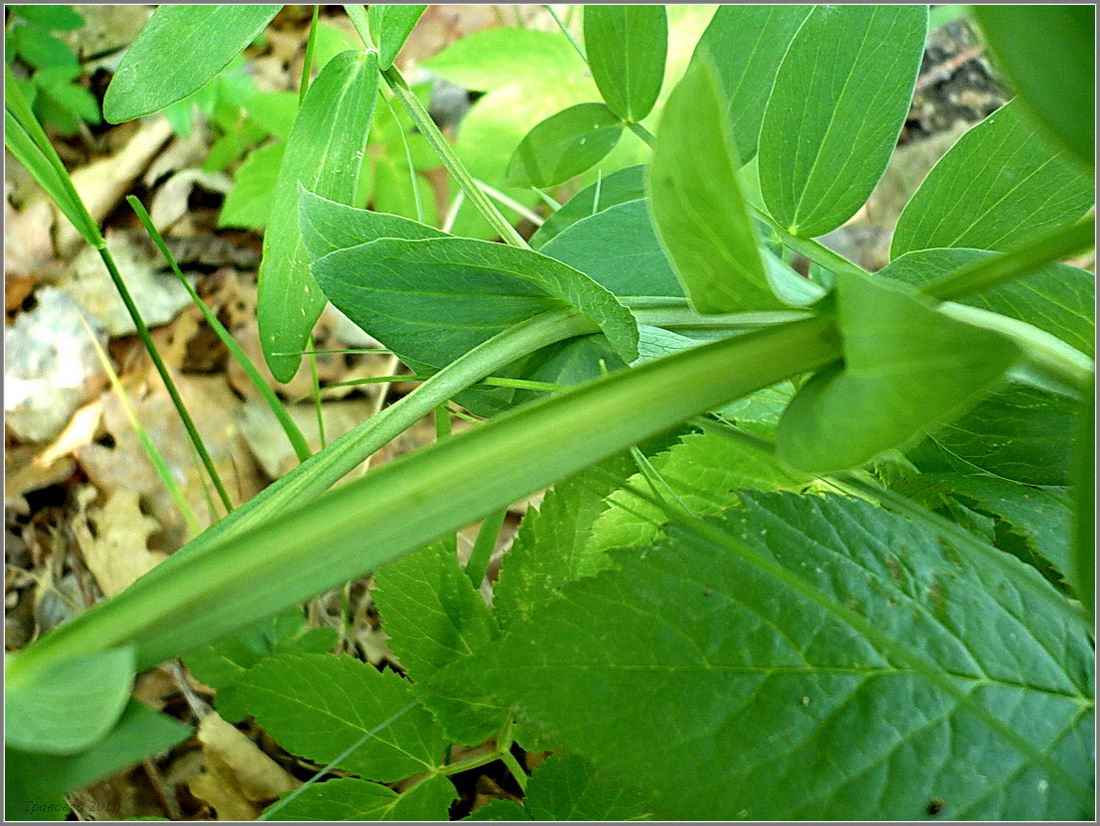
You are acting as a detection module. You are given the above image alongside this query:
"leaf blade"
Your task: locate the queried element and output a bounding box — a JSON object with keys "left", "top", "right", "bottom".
{"left": 506, "top": 102, "right": 624, "bottom": 188}
{"left": 584, "top": 5, "right": 667, "bottom": 122}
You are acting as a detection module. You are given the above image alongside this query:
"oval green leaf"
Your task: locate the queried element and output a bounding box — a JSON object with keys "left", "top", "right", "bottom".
{"left": 529, "top": 164, "right": 646, "bottom": 248}
{"left": 368, "top": 4, "right": 427, "bottom": 70}
{"left": 649, "top": 61, "right": 778, "bottom": 314}
{"left": 584, "top": 5, "right": 667, "bottom": 122}
{"left": 103, "top": 5, "right": 282, "bottom": 123}
{"left": 892, "top": 101, "right": 1094, "bottom": 258}
{"left": 759, "top": 5, "right": 928, "bottom": 237}
{"left": 258, "top": 50, "right": 379, "bottom": 383}
{"left": 506, "top": 102, "right": 624, "bottom": 188}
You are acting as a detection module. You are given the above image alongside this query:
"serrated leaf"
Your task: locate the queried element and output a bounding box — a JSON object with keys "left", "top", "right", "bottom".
{"left": 880, "top": 248, "right": 1095, "bottom": 357}
{"left": 465, "top": 492, "right": 1094, "bottom": 820}
{"left": 465, "top": 798, "right": 528, "bottom": 820}
{"left": 759, "top": 6, "right": 927, "bottom": 237}
{"left": 103, "top": 5, "right": 282, "bottom": 122}
{"left": 584, "top": 6, "right": 667, "bottom": 122}
{"left": 689, "top": 5, "right": 813, "bottom": 164}
{"left": 6, "top": 646, "right": 135, "bottom": 755}
{"left": 649, "top": 61, "right": 777, "bottom": 314}
{"left": 541, "top": 199, "right": 681, "bottom": 299}
{"left": 506, "top": 102, "right": 624, "bottom": 188}
{"left": 218, "top": 142, "right": 285, "bottom": 230}
{"left": 530, "top": 165, "right": 646, "bottom": 248}
{"left": 258, "top": 50, "right": 378, "bottom": 382}
{"left": 368, "top": 5, "right": 427, "bottom": 71}
{"left": 523, "top": 753, "right": 651, "bottom": 820}
{"left": 973, "top": 6, "right": 1095, "bottom": 167}
{"left": 776, "top": 272, "right": 1021, "bottom": 473}
{"left": 234, "top": 653, "right": 444, "bottom": 782}
{"left": 892, "top": 101, "right": 1095, "bottom": 258}
{"left": 268, "top": 775, "right": 456, "bottom": 821}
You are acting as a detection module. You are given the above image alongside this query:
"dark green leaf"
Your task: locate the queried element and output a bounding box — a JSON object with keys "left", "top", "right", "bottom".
{"left": 892, "top": 101, "right": 1095, "bottom": 258}
{"left": 524, "top": 754, "right": 652, "bottom": 820}
{"left": 583, "top": 5, "right": 667, "bottom": 122}
{"left": 759, "top": 6, "right": 927, "bottom": 237}
{"left": 104, "top": 5, "right": 281, "bottom": 122}
{"left": 689, "top": 5, "right": 813, "bottom": 164}
{"left": 1071, "top": 379, "right": 1094, "bottom": 615}
{"left": 973, "top": 5, "right": 1095, "bottom": 167}
{"left": 777, "top": 272, "right": 1020, "bottom": 472}
{"left": 11, "top": 5, "right": 84, "bottom": 31}
{"left": 880, "top": 248, "right": 1095, "bottom": 357}
{"left": 39, "top": 80, "right": 100, "bottom": 125}
{"left": 299, "top": 186, "right": 443, "bottom": 260}
{"left": 541, "top": 198, "right": 681, "bottom": 298}
{"left": 649, "top": 62, "right": 778, "bottom": 314}
{"left": 218, "top": 142, "right": 285, "bottom": 230}
{"left": 11, "top": 25, "right": 78, "bottom": 70}
{"left": 465, "top": 798, "right": 529, "bottom": 820}
{"left": 258, "top": 50, "right": 378, "bottom": 383}
{"left": 530, "top": 165, "right": 645, "bottom": 248}
{"left": 462, "top": 492, "right": 1094, "bottom": 819}
{"left": 268, "top": 775, "right": 456, "bottom": 821}
{"left": 506, "top": 102, "right": 624, "bottom": 188}
{"left": 368, "top": 5, "right": 427, "bottom": 70}
{"left": 234, "top": 653, "right": 445, "bottom": 782}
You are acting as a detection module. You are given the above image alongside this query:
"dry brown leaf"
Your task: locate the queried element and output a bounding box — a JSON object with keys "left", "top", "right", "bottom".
{"left": 35, "top": 399, "right": 104, "bottom": 467}
{"left": 73, "top": 486, "right": 167, "bottom": 598}
{"left": 188, "top": 713, "right": 299, "bottom": 821}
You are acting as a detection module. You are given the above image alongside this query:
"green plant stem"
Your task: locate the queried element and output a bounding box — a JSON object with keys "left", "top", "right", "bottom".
{"left": 128, "top": 197, "right": 312, "bottom": 463}
{"left": 499, "top": 748, "right": 528, "bottom": 792}
{"left": 465, "top": 506, "right": 508, "bottom": 587}
{"left": 298, "top": 5, "right": 321, "bottom": 104}
{"left": 308, "top": 340, "right": 326, "bottom": 449}
{"left": 545, "top": 4, "right": 586, "bottom": 60}
{"left": 96, "top": 245, "right": 234, "bottom": 514}
{"left": 627, "top": 121, "right": 656, "bottom": 149}
{"left": 751, "top": 204, "right": 870, "bottom": 279}
{"left": 11, "top": 316, "right": 839, "bottom": 673}
{"left": 381, "top": 63, "right": 528, "bottom": 247}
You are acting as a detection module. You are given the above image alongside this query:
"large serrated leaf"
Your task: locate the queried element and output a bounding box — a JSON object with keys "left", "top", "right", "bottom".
{"left": 523, "top": 754, "right": 652, "bottom": 821}
{"left": 459, "top": 492, "right": 1094, "bottom": 820}
{"left": 103, "top": 5, "right": 282, "bottom": 122}
{"left": 233, "top": 654, "right": 444, "bottom": 782}
{"left": 258, "top": 50, "right": 378, "bottom": 382}
{"left": 892, "top": 101, "right": 1095, "bottom": 258}
{"left": 759, "top": 5, "right": 927, "bottom": 237}
{"left": 267, "top": 774, "right": 456, "bottom": 821}
{"left": 583, "top": 6, "right": 667, "bottom": 122}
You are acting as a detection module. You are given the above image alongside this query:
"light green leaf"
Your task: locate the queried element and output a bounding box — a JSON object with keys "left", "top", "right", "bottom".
{"left": 373, "top": 157, "right": 439, "bottom": 226}
{"left": 584, "top": 6, "right": 667, "bottom": 122}
{"left": 6, "top": 646, "right": 135, "bottom": 755}
{"left": 715, "top": 381, "right": 796, "bottom": 428}
{"left": 759, "top": 5, "right": 927, "bottom": 237}
{"left": 245, "top": 91, "right": 299, "bottom": 139}
{"left": 234, "top": 653, "right": 444, "bottom": 782}
{"left": 541, "top": 199, "right": 681, "bottom": 298}
{"left": 11, "top": 24, "right": 77, "bottom": 70}
{"left": 258, "top": 50, "right": 378, "bottom": 382}
{"left": 524, "top": 754, "right": 652, "bottom": 821}
{"left": 777, "top": 272, "right": 1021, "bottom": 473}
{"left": 530, "top": 165, "right": 645, "bottom": 248}
{"left": 268, "top": 775, "right": 456, "bottom": 821}
{"left": 103, "top": 5, "right": 282, "bottom": 122}
{"left": 368, "top": 5, "right": 427, "bottom": 70}
{"left": 649, "top": 62, "right": 777, "bottom": 314}
{"left": 218, "top": 142, "right": 285, "bottom": 230}
{"left": 11, "top": 5, "right": 84, "bottom": 31}
{"left": 880, "top": 248, "right": 1095, "bottom": 357}
{"left": 689, "top": 5, "right": 813, "bottom": 164}
{"left": 973, "top": 6, "right": 1095, "bottom": 167}
{"left": 461, "top": 492, "right": 1094, "bottom": 819}
{"left": 1071, "top": 379, "right": 1094, "bottom": 615}
{"left": 892, "top": 101, "right": 1095, "bottom": 258}
{"left": 5, "top": 700, "right": 191, "bottom": 821}
{"left": 506, "top": 103, "right": 624, "bottom": 188}
{"left": 423, "top": 28, "right": 586, "bottom": 93}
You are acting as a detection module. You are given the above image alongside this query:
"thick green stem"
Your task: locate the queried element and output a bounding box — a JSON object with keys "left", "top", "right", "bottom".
{"left": 11, "top": 316, "right": 839, "bottom": 673}
{"left": 465, "top": 507, "right": 508, "bottom": 587}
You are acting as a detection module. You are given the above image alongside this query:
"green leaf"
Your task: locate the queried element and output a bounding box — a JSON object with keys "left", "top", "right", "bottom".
{"left": 880, "top": 248, "right": 1095, "bottom": 357}
{"left": 759, "top": 6, "right": 927, "bottom": 237}
{"left": 184, "top": 608, "right": 337, "bottom": 722}
{"left": 584, "top": 6, "right": 667, "bottom": 122}
{"left": 777, "top": 272, "right": 1021, "bottom": 473}
{"left": 423, "top": 28, "right": 585, "bottom": 93}
{"left": 258, "top": 50, "right": 378, "bottom": 383}
{"left": 373, "top": 157, "right": 439, "bottom": 226}
{"left": 218, "top": 142, "right": 285, "bottom": 230}
{"left": 689, "top": 5, "right": 813, "bottom": 164}
{"left": 530, "top": 165, "right": 645, "bottom": 248}
{"left": 1071, "top": 379, "right": 1094, "bottom": 615}
{"left": 465, "top": 798, "right": 529, "bottom": 820}
{"left": 5, "top": 700, "right": 191, "bottom": 821}
{"left": 245, "top": 91, "right": 299, "bottom": 139}
{"left": 11, "top": 24, "right": 78, "bottom": 70}
{"left": 923, "top": 383, "right": 1078, "bottom": 487}
{"left": 649, "top": 62, "right": 778, "bottom": 314}
{"left": 6, "top": 646, "right": 135, "bottom": 755}
{"left": 540, "top": 199, "right": 681, "bottom": 298}
{"left": 461, "top": 492, "right": 1094, "bottom": 820}
{"left": 892, "top": 101, "right": 1095, "bottom": 258}
{"left": 368, "top": 5, "right": 427, "bottom": 70}
{"left": 39, "top": 80, "right": 100, "bottom": 125}
{"left": 506, "top": 103, "right": 624, "bottom": 188}
{"left": 373, "top": 541, "right": 497, "bottom": 681}
{"left": 973, "top": 5, "right": 1095, "bottom": 168}
{"left": 268, "top": 775, "right": 456, "bottom": 821}
{"left": 234, "top": 653, "right": 445, "bottom": 782}
{"left": 523, "top": 754, "right": 651, "bottom": 820}
{"left": 11, "top": 5, "right": 84, "bottom": 31}
{"left": 103, "top": 5, "right": 282, "bottom": 122}
{"left": 299, "top": 186, "right": 443, "bottom": 259}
